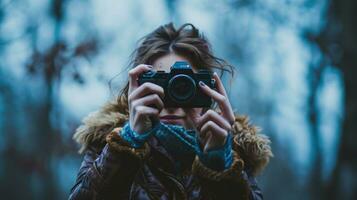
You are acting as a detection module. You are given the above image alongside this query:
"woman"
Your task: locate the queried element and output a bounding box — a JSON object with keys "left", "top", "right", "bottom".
{"left": 69, "top": 23, "right": 272, "bottom": 200}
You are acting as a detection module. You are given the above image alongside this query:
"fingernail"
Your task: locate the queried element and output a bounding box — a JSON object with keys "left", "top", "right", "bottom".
{"left": 199, "top": 81, "right": 205, "bottom": 87}
{"left": 147, "top": 65, "right": 153, "bottom": 68}
{"left": 213, "top": 72, "right": 218, "bottom": 76}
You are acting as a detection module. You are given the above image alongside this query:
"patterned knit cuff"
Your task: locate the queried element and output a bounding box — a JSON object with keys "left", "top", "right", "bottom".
{"left": 192, "top": 150, "right": 244, "bottom": 182}
{"left": 119, "top": 122, "right": 160, "bottom": 148}
{"left": 105, "top": 127, "right": 150, "bottom": 160}
{"left": 195, "top": 133, "right": 233, "bottom": 171}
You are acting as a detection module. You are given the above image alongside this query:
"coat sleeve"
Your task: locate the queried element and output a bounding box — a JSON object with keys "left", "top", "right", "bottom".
{"left": 68, "top": 128, "right": 150, "bottom": 200}
{"left": 243, "top": 170, "right": 264, "bottom": 200}
{"left": 191, "top": 115, "right": 271, "bottom": 200}
{"left": 192, "top": 150, "right": 263, "bottom": 200}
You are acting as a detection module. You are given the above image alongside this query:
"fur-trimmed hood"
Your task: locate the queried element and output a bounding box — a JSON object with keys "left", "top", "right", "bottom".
{"left": 73, "top": 100, "right": 273, "bottom": 176}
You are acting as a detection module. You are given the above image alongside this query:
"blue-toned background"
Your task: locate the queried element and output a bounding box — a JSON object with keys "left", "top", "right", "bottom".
{"left": 0, "top": 0, "right": 356, "bottom": 199}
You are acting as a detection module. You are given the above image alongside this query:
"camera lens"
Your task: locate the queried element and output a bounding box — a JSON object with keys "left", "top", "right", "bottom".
{"left": 168, "top": 74, "right": 196, "bottom": 103}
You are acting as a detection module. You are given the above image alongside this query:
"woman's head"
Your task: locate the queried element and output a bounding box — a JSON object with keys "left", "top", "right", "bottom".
{"left": 130, "top": 23, "right": 230, "bottom": 71}
{"left": 117, "top": 23, "right": 234, "bottom": 128}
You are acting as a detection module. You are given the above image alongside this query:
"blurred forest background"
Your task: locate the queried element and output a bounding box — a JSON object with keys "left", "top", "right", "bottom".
{"left": 0, "top": 0, "right": 356, "bottom": 199}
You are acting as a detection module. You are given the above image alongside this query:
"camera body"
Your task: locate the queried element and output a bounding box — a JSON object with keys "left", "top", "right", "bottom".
{"left": 138, "top": 61, "right": 215, "bottom": 107}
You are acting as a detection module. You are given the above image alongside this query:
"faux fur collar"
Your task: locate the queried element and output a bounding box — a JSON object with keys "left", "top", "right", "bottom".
{"left": 73, "top": 100, "right": 273, "bottom": 176}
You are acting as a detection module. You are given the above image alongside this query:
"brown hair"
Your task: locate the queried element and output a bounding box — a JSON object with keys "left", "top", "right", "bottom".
{"left": 115, "top": 23, "right": 234, "bottom": 115}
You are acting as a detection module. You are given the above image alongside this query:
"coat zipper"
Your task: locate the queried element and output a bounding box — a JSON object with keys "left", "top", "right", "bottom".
{"left": 157, "top": 168, "right": 187, "bottom": 200}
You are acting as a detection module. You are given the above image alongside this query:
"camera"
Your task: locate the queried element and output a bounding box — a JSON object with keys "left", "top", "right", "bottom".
{"left": 138, "top": 61, "right": 216, "bottom": 107}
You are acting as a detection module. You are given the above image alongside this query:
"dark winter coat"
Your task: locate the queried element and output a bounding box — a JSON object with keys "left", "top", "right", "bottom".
{"left": 68, "top": 100, "right": 273, "bottom": 200}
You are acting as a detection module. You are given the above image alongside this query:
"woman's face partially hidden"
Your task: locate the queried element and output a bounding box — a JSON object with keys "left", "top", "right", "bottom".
{"left": 152, "top": 53, "right": 203, "bottom": 130}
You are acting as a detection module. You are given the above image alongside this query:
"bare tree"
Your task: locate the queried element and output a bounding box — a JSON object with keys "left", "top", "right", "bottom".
{"left": 315, "top": 0, "right": 357, "bottom": 199}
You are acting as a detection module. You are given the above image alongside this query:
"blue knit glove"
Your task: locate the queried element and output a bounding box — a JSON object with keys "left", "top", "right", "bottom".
{"left": 195, "top": 133, "right": 233, "bottom": 171}
{"left": 119, "top": 122, "right": 160, "bottom": 148}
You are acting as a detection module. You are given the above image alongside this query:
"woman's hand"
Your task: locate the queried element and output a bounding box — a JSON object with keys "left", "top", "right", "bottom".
{"left": 187, "top": 72, "right": 235, "bottom": 153}
{"left": 128, "top": 64, "right": 165, "bottom": 134}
